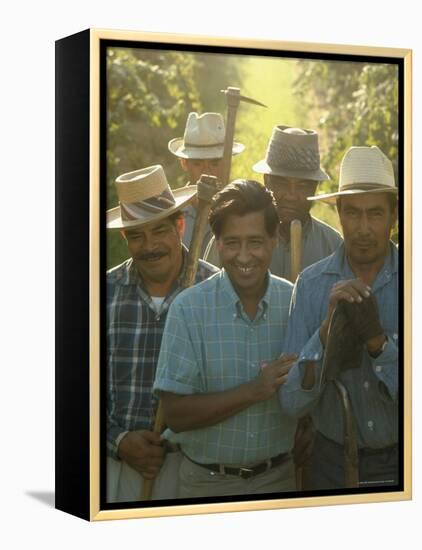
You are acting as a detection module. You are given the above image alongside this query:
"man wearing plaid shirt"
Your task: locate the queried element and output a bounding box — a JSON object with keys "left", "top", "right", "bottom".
{"left": 153, "top": 180, "right": 298, "bottom": 498}
{"left": 106, "top": 165, "right": 217, "bottom": 503}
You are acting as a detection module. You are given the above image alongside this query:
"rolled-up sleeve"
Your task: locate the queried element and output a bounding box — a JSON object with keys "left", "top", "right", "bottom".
{"left": 153, "top": 298, "right": 203, "bottom": 396}
{"left": 369, "top": 335, "right": 399, "bottom": 401}
{"left": 279, "top": 275, "right": 325, "bottom": 417}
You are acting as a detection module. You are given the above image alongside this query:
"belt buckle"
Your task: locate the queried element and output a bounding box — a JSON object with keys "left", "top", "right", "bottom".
{"left": 239, "top": 467, "right": 254, "bottom": 480}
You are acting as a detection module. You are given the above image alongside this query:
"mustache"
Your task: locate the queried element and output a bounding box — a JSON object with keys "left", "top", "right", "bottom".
{"left": 135, "top": 250, "right": 167, "bottom": 261}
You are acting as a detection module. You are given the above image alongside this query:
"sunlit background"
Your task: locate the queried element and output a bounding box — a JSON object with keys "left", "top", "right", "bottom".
{"left": 106, "top": 47, "right": 399, "bottom": 268}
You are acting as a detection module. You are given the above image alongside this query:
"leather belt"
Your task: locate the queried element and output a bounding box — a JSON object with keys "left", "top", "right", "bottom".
{"left": 318, "top": 431, "right": 397, "bottom": 456}
{"left": 185, "top": 452, "right": 290, "bottom": 480}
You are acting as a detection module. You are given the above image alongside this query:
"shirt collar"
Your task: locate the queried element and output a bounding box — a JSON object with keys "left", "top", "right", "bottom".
{"left": 323, "top": 241, "right": 398, "bottom": 281}
{"left": 220, "top": 269, "right": 272, "bottom": 317}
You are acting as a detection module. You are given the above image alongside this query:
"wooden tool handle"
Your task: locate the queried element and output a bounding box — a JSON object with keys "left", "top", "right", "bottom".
{"left": 290, "top": 219, "right": 302, "bottom": 283}
{"left": 142, "top": 404, "right": 165, "bottom": 500}
{"left": 333, "top": 380, "right": 359, "bottom": 488}
{"left": 142, "top": 175, "right": 220, "bottom": 501}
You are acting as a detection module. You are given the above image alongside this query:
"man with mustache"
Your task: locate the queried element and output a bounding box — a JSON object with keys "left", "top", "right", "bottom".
{"left": 280, "top": 146, "right": 399, "bottom": 490}
{"left": 106, "top": 165, "right": 217, "bottom": 503}
{"left": 153, "top": 180, "right": 298, "bottom": 498}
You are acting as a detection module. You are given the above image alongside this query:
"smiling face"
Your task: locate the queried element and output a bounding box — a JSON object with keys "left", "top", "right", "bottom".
{"left": 264, "top": 174, "right": 317, "bottom": 224}
{"left": 337, "top": 193, "right": 397, "bottom": 270}
{"left": 123, "top": 215, "right": 184, "bottom": 290}
{"left": 216, "top": 210, "right": 277, "bottom": 301}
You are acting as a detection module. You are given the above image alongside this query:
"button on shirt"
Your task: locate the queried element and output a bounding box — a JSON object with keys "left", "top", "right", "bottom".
{"left": 153, "top": 270, "right": 296, "bottom": 465}
{"left": 106, "top": 248, "right": 217, "bottom": 459}
{"left": 280, "top": 243, "right": 399, "bottom": 449}
{"left": 204, "top": 215, "right": 342, "bottom": 279}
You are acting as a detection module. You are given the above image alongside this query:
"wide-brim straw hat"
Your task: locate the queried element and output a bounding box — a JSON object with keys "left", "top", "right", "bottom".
{"left": 307, "top": 145, "right": 398, "bottom": 204}
{"left": 107, "top": 165, "right": 197, "bottom": 230}
{"left": 168, "top": 112, "right": 244, "bottom": 159}
{"left": 253, "top": 125, "right": 329, "bottom": 181}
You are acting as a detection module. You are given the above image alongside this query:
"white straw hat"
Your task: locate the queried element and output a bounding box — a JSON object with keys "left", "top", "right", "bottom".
{"left": 168, "top": 112, "right": 244, "bottom": 159}
{"left": 106, "top": 165, "right": 196, "bottom": 230}
{"left": 308, "top": 146, "right": 398, "bottom": 204}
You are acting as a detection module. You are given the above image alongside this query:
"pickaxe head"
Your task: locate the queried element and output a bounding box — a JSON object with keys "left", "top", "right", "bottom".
{"left": 220, "top": 86, "right": 267, "bottom": 108}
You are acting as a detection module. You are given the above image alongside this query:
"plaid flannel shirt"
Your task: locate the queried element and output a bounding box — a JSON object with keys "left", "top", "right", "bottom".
{"left": 106, "top": 248, "right": 217, "bottom": 459}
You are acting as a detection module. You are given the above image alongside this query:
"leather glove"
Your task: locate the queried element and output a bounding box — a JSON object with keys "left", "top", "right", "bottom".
{"left": 341, "top": 294, "right": 384, "bottom": 343}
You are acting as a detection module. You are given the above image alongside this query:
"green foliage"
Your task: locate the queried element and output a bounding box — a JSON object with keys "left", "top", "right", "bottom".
{"left": 107, "top": 47, "right": 202, "bottom": 268}
{"left": 106, "top": 50, "right": 399, "bottom": 269}
{"left": 293, "top": 60, "right": 399, "bottom": 189}
{"left": 232, "top": 56, "right": 305, "bottom": 182}
{"left": 293, "top": 60, "right": 399, "bottom": 242}
{"left": 106, "top": 47, "right": 242, "bottom": 268}
{"left": 107, "top": 47, "right": 202, "bottom": 200}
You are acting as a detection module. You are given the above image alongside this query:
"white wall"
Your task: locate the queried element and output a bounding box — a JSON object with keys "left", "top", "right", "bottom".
{"left": 1, "top": 1, "right": 418, "bottom": 548}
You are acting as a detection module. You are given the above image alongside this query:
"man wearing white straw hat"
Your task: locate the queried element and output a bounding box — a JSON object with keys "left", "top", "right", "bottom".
{"left": 280, "top": 146, "right": 399, "bottom": 490}
{"left": 204, "top": 125, "right": 342, "bottom": 278}
{"left": 169, "top": 112, "right": 244, "bottom": 257}
{"left": 106, "top": 165, "right": 217, "bottom": 503}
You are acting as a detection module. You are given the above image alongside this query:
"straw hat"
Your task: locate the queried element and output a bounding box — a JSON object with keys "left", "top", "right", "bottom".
{"left": 106, "top": 165, "right": 196, "bottom": 230}
{"left": 168, "top": 112, "right": 244, "bottom": 159}
{"left": 307, "top": 146, "right": 398, "bottom": 204}
{"left": 253, "top": 125, "right": 329, "bottom": 181}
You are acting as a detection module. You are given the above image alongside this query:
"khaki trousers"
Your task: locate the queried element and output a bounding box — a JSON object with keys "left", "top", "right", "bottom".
{"left": 106, "top": 451, "right": 182, "bottom": 503}
{"left": 178, "top": 455, "right": 296, "bottom": 499}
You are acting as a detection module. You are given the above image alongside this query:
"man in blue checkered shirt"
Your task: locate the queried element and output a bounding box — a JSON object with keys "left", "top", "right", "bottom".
{"left": 153, "top": 180, "right": 298, "bottom": 498}
{"left": 106, "top": 165, "right": 217, "bottom": 503}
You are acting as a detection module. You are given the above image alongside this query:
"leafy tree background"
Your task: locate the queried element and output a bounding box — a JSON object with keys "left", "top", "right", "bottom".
{"left": 293, "top": 60, "right": 399, "bottom": 240}
{"left": 107, "top": 48, "right": 399, "bottom": 268}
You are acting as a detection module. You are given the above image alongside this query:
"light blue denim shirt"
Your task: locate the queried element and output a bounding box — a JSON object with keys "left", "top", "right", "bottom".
{"left": 280, "top": 243, "right": 399, "bottom": 449}
{"left": 153, "top": 270, "right": 296, "bottom": 465}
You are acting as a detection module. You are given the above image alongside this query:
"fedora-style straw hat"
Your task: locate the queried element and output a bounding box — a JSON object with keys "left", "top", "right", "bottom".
{"left": 106, "top": 165, "right": 197, "bottom": 230}
{"left": 253, "top": 125, "right": 330, "bottom": 181}
{"left": 168, "top": 112, "right": 244, "bottom": 159}
{"left": 307, "top": 146, "right": 398, "bottom": 204}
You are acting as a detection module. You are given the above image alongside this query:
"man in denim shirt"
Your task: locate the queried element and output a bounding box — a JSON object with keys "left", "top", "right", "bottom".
{"left": 280, "top": 146, "right": 399, "bottom": 490}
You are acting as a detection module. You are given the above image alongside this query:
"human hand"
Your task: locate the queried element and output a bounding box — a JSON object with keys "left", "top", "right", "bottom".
{"left": 341, "top": 294, "right": 385, "bottom": 349}
{"left": 252, "top": 353, "right": 297, "bottom": 401}
{"left": 117, "top": 430, "right": 166, "bottom": 479}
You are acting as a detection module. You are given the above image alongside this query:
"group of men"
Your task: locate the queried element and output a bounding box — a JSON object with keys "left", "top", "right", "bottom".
{"left": 106, "top": 110, "right": 399, "bottom": 502}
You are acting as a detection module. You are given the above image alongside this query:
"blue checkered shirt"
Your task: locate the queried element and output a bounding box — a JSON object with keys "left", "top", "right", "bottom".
{"left": 153, "top": 270, "right": 297, "bottom": 465}
{"left": 107, "top": 248, "right": 217, "bottom": 459}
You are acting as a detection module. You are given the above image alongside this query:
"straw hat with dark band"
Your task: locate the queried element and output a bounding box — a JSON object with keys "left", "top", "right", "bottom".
{"left": 106, "top": 165, "right": 197, "bottom": 230}
{"left": 168, "top": 112, "right": 244, "bottom": 159}
{"left": 307, "top": 146, "right": 398, "bottom": 204}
